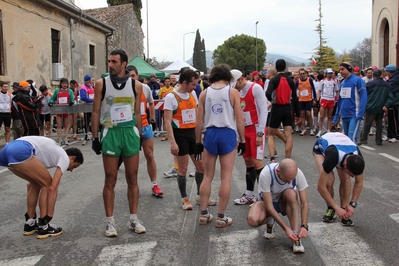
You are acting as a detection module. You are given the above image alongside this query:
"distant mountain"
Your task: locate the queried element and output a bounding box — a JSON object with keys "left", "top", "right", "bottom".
{"left": 187, "top": 51, "right": 310, "bottom": 69}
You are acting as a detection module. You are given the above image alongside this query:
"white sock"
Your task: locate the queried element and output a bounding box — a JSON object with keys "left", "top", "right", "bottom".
{"left": 130, "top": 214, "right": 137, "bottom": 221}
{"left": 26, "top": 218, "right": 36, "bottom": 225}
{"left": 106, "top": 216, "right": 114, "bottom": 223}
{"left": 245, "top": 190, "right": 254, "bottom": 196}
{"left": 151, "top": 181, "right": 157, "bottom": 188}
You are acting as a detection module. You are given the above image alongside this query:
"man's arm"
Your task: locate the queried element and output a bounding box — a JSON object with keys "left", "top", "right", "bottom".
{"left": 46, "top": 167, "right": 63, "bottom": 217}
{"left": 164, "top": 109, "right": 179, "bottom": 156}
{"left": 231, "top": 89, "right": 245, "bottom": 143}
{"left": 134, "top": 81, "right": 143, "bottom": 135}
{"left": 91, "top": 79, "right": 103, "bottom": 139}
{"left": 298, "top": 189, "right": 309, "bottom": 238}
{"left": 347, "top": 173, "right": 364, "bottom": 215}
{"left": 195, "top": 91, "right": 205, "bottom": 143}
{"left": 261, "top": 191, "right": 298, "bottom": 241}
{"left": 356, "top": 79, "right": 367, "bottom": 119}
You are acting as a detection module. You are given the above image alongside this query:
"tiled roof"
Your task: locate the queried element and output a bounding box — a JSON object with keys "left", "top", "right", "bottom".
{"left": 84, "top": 3, "right": 133, "bottom": 23}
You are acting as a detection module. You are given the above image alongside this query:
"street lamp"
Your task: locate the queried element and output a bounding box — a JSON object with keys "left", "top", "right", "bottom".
{"left": 255, "top": 21, "right": 259, "bottom": 71}
{"left": 146, "top": 0, "right": 149, "bottom": 60}
{"left": 183, "top": 31, "right": 195, "bottom": 62}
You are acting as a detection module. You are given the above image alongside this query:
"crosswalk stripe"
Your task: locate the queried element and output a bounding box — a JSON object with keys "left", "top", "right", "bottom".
{"left": 208, "top": 229, "right": 259, "bottom": 266}
{"left": 93, "top": 241, "right": 157, "bottom": 266}
{"left": 309, "top": 222, "right": 384, "bottom": 266}
{"left": 359, "top": 145, "right": 375, "bottom": 151}
{"left": 389, "top": 213, "right": 399, "bottom": 223}
{"left": 378, "top": 153, "right": 399, "bottom": 163}
{"left": 0, "top": 255, "right": 44, "bottom": 266}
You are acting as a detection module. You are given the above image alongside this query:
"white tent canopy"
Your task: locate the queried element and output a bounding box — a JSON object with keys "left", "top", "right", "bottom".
{"left": 162, "top": 60, "right": 197, "bottom": 74}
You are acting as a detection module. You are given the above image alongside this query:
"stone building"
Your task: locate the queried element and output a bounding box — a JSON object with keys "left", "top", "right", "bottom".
{"left": 84, "top": 4, "right": 144, "bottom": 63}
{"left": 0, "top": 0, "right": 114, "bottom": 88}
{"left": 372, "top": 0, "right": 399, "bottom": 67}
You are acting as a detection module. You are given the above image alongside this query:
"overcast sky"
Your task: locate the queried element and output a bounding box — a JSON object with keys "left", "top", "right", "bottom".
{"left": 73, "top": 0, "right": 372, "bottom": 63}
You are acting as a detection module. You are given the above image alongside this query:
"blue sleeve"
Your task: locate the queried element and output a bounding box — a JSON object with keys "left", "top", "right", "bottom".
{"left": 310, "top": 80, "right": 317, "bottom": 99}
{"left": 356, "top": 79, "right": 367, "bottom": 119}
{"left": 195, "top": 84, "right": 202, "bottom": 98}
{"left": 80, "top": 88, "right": 92, "bottom": 103}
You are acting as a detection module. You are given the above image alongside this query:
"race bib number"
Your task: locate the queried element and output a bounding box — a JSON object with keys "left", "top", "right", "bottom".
{"left": 110, "top": 104, "right": 133, "bottom": 123}
{"left": 300, "top": 90, "right": 309, "bottom": 97}
{"left": 58, "top": 97, "right": 68, "bottom": 104}
{"left": 324, "top": 87, "right": 332, "bottom": 96}
{"left": 340, "top": 87, "right": 351, "bottom": 99}
{"left": 182, "top": 108, "right": 195, "bottom": 124}
{"left": 0, "top": 103, "right": 10, "bottom": 110}
{"left": 89, "top": 94, "right": 94, "bottom": 99}
{"left": 242, "top": 111, "right": 253, "bottom": 126}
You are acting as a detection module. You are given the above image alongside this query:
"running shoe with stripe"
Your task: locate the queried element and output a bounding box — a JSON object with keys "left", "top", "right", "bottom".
{"left": 216, "top": 216, "right": 233, "bottom": 228}
{"left": 152, "top": 184, "right": 163, "bottom": 197}
{"left": 199, "top": 213, "right": 214, "bottom": 225}
{"left": 233, "top": 193, "right": 255, "bottom": 205}
{"left": 322, "top": 208, "right": 336, "bottom": 223}
{"left": 196, "top": 197, "right": 217, "bottom": 206}
{"left": 293, "top": 239, "right": 305, "bottom": 253}
{"left": 37, "top": 224, "right": 63, "bottom": 239}
{"left": 182, "top": 198, "right": 193, "bottom": 210}
{"left": 340, "top": 217, "right": 354, "bottom": 226}
{"left": 105, "top": 220, "right": 117, "bottom": 237}
{"left": 129, "top": 219, "right": 146, "bottom": 234}
{"left": 23, "top": 221, "right": 38, "bottom": 236}
{"left": 164, "top": 167, "right": 178, "bottom": 178}
{"left": 263, "top": 222, "right": 276, "bottom": 239}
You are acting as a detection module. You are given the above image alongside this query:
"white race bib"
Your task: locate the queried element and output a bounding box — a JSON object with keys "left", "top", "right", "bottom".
{"left": 340, "top": 87, "right": 351, "bottom": 99}
{"left": 58, "top": 97, "right": 68, "bottom": 104}
{"left": 110, "top": 104, "right": 133, "bottom": 123}
{"left": 182, "top": 108, "right": 195, "bottom": 124}
{"left": 0, "top": 103, "right": 10, "bottom": 110}
{"left": 242, "top": 111, "right": 253, "bottom": 126}
{"left": 300, "top": 90, "right": 309, "bottom": 97}
{"left": 89, "top": 94, "right": 94, "bottom": 99}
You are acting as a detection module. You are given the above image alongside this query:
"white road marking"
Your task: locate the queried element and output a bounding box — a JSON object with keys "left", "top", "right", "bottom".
{"left": 0, "top": 168, "right": 8, "bottom": 174}
{"left": 378, "top": 153, "right": 399, "bottom": 163}
{"left": 208, "top": 229, "right": 259, "bottom": 266}
{"left": 93, "top": 241, "right": 157, "bottom": 266}
{"left": 309, "top": 222, "right": 384, "bottom": 266}
{"left": 389, "top": 213, "right": 399, "bottom": 223}
{"left": 359, "top": 145, "right": 375, "bottom": 151}
{"left": 0, "top": 255, "right": 44, "bottom": 266}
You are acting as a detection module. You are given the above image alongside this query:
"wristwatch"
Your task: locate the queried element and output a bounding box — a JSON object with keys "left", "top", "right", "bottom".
{"left": 301, "top": 224, "right": 308, "bottom": 231}
{"left": 256, "top": 132, "right": 264, "bottom": 137}
{"left": 349, "top": 201, "right": 357, "bottom": 208}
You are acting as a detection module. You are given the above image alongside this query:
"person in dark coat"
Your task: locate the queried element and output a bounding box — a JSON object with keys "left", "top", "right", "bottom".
{"left": 12, "top": 81, "right": 42, "bottom": 136}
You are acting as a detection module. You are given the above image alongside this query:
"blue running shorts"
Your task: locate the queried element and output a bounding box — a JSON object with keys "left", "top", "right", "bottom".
{"left": 203, "top": 127, "right": 237, "bottom": 156}
{"left": 142, "top": 124, "right": 154, "bottom": 141}
{"left": 0, "top": 140, "right": 35, "bottom": 167}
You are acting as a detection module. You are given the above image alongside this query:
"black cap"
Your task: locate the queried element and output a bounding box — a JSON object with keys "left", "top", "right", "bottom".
{"left": 276, "top": 59, "right": 286, "bottom": 72}
{"left": 373, "top": 69, "right": 382, "bottom": 77}
{"left": 12, "top": 82, "right": 20, "bottom": 89}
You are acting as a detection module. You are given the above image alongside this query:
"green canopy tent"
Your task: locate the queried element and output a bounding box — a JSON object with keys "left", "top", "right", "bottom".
{"left": 127, "top": 56, "right": 167, "bottom": 79}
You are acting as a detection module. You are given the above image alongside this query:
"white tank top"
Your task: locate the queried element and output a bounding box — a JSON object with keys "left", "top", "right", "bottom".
{"left": 100, "top": 76, "right": 136, "bottom": 128}
{"left": 203, "top": 85, "right": 236, "bottom": 131}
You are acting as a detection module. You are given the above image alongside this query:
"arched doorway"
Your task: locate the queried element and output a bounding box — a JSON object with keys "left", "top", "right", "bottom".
{"left": 383, "top": 19, "right": 390, "bottom": 66}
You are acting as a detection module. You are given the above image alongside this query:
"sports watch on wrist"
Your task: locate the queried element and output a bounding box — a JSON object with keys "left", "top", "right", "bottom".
{"left": 256, "top": 132, "right": 264, "bottom": 137}
{"left": 349, "top": 201, "right": 357, "bottom": 208}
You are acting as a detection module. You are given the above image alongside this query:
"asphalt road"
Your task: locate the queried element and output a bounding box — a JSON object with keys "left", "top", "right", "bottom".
{"left": 0, "top": 133, "right": 399, "bottom": 266}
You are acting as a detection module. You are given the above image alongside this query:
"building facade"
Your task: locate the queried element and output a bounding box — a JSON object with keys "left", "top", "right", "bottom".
{"left": 0, "top": 0, "right": 114, "bottom": 88}
{"left": 372, "top": 0, "right": 399, "bottom": 67}
{"left": 84, "top": 4, "right": 144, "bottom": 63}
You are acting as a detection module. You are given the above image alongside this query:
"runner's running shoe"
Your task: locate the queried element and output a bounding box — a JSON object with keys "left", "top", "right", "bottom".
{"left": 216, "top": 216, "right": 233, "bottom": 228}
{"left": 164, "top": 167, "right": 178, "bottom": 178}
{"left": 37, "top": 224, "right": 63, "bottom": 239}
{"left": 129, "top": 219, "right": 146, "bottom": 234}
{"left": 105, "top": 220, "right": 117, "bottom": 237}
{"left": 340, "top": 217, "right": 354, "bottom": 226}
{"left": 293, "top": 239, "right": 305, "bottom": 253}
{"left": 195, "top": 197, "right": 217, "bottom": 206}
{"left": 152, "top": 185, "right": 163, "bottom": 197}
{"left": 199, "top": 213, "right": 214, "bottom": 225}
{"left": 322, "top": 208, "right": 336, "bottom": 223}
{"left": 263, "top": 221, "right": 276, "bottom": 240}
{"left": 23, "top": 221, "right": 38, "bottom": 236}
{"left": 233, "top": 194, "right": 255, "bottom": 205}
{"left": 182, "top": 198, "right": 193, "bottom": 210}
